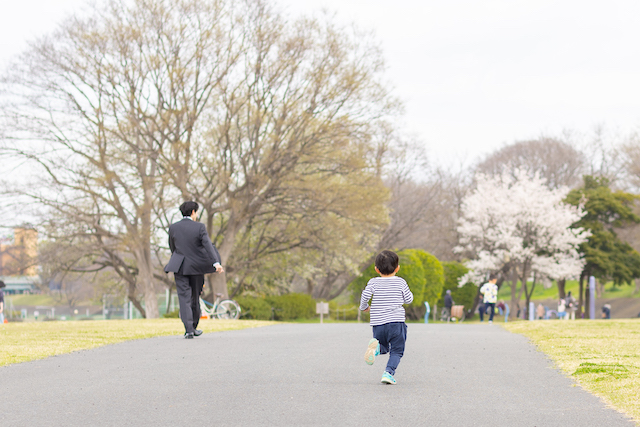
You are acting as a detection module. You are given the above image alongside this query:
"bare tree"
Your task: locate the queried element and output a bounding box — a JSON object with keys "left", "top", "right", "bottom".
{"left": 304, "top": 143, "right": 474, "bottom": 299}
{"left": 0, "top": 0, "right": 246, "bottom": 317}
{"left": 159, "top": 2, "right": 399, "bottom": 299}
{"left": 476, "top": 136, "right": 585, "bottom": 189}
{"left": 578, "top": 126, "right": 627, "bottom": 187}
{"left": 1, "top": 0, "right": 401, "bottom": 306}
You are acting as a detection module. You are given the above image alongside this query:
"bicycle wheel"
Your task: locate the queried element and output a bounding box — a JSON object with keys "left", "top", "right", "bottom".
{"left": 215, "top": 300, "right": 241, "bottom": 320}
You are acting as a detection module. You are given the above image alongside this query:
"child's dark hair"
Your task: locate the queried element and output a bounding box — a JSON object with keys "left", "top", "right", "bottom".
{"left": 375, "top": 250, "right": 399, "bottom": 275}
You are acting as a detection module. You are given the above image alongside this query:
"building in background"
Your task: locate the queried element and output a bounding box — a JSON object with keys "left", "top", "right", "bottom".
{"left": 0, "top": 227, "right": 39, "bottom": 294}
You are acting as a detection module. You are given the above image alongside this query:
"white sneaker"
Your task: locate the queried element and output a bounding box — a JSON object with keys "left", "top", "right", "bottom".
{"left": 381, "top": 371, "right": 397, "bottom": 385}
{"left": 364, "top": 338, "right": 380, "bottom": 365}
{"left": 488, "top": 320, "right": 493, "bottom": 324}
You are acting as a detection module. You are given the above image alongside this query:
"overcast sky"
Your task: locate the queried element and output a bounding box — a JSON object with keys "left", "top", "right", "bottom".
{"left": 2, "top": 0, "right": 640, "bottom": 165}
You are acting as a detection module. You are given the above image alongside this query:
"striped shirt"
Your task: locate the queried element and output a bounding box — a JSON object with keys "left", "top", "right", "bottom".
{"left": 359, "top": 276, "right": 414, "bottom": 326}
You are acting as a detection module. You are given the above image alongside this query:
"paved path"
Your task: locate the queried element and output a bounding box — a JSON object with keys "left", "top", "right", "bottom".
{"left": 1, "top": 323, "right": 634, "bottom": 426}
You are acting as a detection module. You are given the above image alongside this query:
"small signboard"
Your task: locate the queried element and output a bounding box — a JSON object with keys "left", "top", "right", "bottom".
{"left": 316, "top": 302, "right": 329, "bottom": 323}
{"left": 316, "top": 302, "right": 329, "bottom": 314}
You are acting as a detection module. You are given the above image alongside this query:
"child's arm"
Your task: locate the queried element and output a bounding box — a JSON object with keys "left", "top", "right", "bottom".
{"left": 359, "top": 283, "right": 374, "bottom": 311}
{"left": 402, "top": 281, "right": 414, "bottom": 305}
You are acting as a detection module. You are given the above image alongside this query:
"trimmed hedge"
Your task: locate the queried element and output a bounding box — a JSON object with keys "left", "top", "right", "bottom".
{"left": 349, "top": 249, "right": 445, "bottom": 309}
{"left": 328, "top": 301, "right": 361, "bottom": 321}
{"left": 417, "top": 250, "right": 445, "bottom": 306}
{"left": 163, "top": 309, "right": 180, "bottom": 318}
{"left": 236, "top": 293, "right": 316, "bottom": 321}
{"left": 266, "top": 293, "right": 315, "bottom": 321}
{"left": 438, "top": 261, "right": 477, "bottom": 313}
{"left": 236, "top": 297, "right": 272, "bottom": 320}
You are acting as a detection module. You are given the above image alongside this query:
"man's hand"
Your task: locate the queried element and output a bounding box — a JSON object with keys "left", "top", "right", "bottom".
{"left": 215, "top": 265, "right": 225, "bottom": 273}
{"left": 362, "top": 307, "right": 370, "bottom": 312}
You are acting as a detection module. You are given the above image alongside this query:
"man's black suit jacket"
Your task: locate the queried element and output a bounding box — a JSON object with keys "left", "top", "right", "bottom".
{"left": 164, "top": 218, "right": 221, "bottom": 275}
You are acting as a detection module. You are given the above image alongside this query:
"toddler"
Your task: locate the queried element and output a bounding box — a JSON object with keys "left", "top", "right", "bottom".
{"left": 359, "top": 250, "right": 414, "bottom": 384}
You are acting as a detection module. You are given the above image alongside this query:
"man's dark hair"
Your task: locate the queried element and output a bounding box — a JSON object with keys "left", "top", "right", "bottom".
{"left": 179, "top": 201, "right": 199, "bottom": 217}
{"left": 0, "top": 280, "right": 5, "bottom": 288}
{"left": 375, "top": 250, "right": 399, "bottom": 275}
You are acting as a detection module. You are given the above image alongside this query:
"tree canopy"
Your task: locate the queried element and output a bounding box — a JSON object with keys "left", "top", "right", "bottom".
{"left": 349, "top": 248, "right": 444, "bottom": 319}
{"left": 0, "top": 0, "right": 398, "bottom": 314}
{"left": 457, "top": 169, "right": 589, "bottom": 311}
{"left": 565, "top": 176, "right": 640, "bottom": 285}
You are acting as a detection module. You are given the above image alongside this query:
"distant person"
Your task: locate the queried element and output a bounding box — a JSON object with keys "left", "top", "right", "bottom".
{"left": 601, "top": 304, "right": 611, "bottom": 319}
{"left": 565, "top": 291, "right": 577, "bottom": 320}
{"left": 536, "top": 303, "right": 545, "bottom": 320}
{"left": 165, "top": 201, "right": 224, "bottom": 339}
{"left": 557, "top": 298, "right": 567, "bottom": 320}
{"left": 479, "top": 275, "right": 498, "bottom": 323}
{"left": 443, "top": 290, "right": 454, "bottom": 321}
{"left": 360, "top": 250, "right": 414, "bottom": 385}
{"left": 0, "top": 280, "right": 5, "bottom": 324}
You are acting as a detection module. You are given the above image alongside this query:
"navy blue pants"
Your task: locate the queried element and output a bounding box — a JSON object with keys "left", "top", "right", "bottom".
{"left": 480, "top": 303, "right": 495, "bottom": 322}
{"left": 372, "top": 322, "right": 407, "bottom": 375}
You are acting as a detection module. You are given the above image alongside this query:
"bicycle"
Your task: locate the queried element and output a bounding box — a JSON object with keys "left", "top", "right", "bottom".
{"left": 199, "top": 293, "right": 241, "bottom": 320}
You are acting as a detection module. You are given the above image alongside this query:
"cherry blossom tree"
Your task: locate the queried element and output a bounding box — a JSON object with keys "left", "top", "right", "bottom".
{"left": 456, "top": 169, "right": 589, "bottom": 316}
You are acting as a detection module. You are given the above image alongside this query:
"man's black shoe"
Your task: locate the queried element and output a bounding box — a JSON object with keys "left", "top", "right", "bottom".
{"left": 194, "top": 329, "right": 203, "bottom": 337}
{"left": 184, "top": 332, "right": 195, "bottom": 339}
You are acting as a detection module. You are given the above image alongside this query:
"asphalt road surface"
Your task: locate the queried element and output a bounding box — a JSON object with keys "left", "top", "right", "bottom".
{"left": 1, "top": 323, "right": 634, "bottom": 426}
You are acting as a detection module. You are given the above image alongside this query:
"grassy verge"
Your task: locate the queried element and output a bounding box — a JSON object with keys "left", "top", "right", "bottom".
{"left": 503, "top": 320, "right": 640, "bottom": 423}
{"left": 0, "top": 319, "right": 273, "bottom": 367}
{"left": 498, "top": 280, "right": 640, "bottom": 301}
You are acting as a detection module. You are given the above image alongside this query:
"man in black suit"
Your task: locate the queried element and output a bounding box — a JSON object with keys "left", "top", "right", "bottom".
{"left": 165, "top": 201, "right": 224, "bottom": 339}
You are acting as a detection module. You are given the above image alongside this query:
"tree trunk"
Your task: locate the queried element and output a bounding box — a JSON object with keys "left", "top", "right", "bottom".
{"left": 635, "top": 279, "right": 640, "bottom": 295}
{"left": 596, "top": 279, "right": 604, "bottom": 298}
{"left": 165, "top": 285, "right": 173, "bottom": 315}
{"left": 137, "top": 254, "right": 159, "bottom": 318}
{"left": 467, "top": 286, "right": 483, "bottom": 319}
{"left": 524, "top": 273, "right": 537, "bottom": 311}
{"left": 585, "top": 282, "right": 590, "bottom": 319}
{"left": 206, "top": 215, "right": 243, "bottom": 300}
{"left": 209, "top": 272, "right": 228, "bottom": 300}
{"left": 510, "top": 268, "right": 519, "bottom": 319}
{"left": 124, "top": 276, "right": 145, "bottom": 318}
{"left": 557, "top": 279, "right": 566, "bottom": 300}
{"left": 578, "top": 273, "right": 585, "bottom": 317}
{"left": 517, "top": 263, "right": 529, "bottom": 319}
{"left": 134, "top": 204, "right": 159, "bottom": 318}
{"left": 405, "top": 304, "right": 425, "bottom": 321}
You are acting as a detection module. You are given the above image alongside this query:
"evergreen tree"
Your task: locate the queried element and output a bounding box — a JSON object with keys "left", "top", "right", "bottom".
{"left": 565, "top": 176, "right": 640, "bottom": 314}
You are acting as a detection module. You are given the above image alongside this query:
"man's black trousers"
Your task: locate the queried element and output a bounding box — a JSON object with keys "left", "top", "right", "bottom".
{"left": 174, "top": 273, "right": 204, "bottom": 334}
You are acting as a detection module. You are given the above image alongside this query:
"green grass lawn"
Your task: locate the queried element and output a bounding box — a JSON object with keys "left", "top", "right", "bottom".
{"left": 504, "top": 320, "right": 640, "bottom": 423}
{"left": 5, "top": 294, "right": 59, "bottom": 306}
{"left": 498, "top": 280, "right": 640, "bottom": 301}
{"left": 0, "top": 319, "right": 273, "bottom": 367}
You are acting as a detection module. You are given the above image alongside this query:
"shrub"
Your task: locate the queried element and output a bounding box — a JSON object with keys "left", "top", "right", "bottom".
{"left": 438, "top": 261, "right": 477, "bottom": 313}
{"left": 236, "top": 297, "right": 272, "bottom": 320}
{"left": 347, "top": 249, "right": 444, "bottom": 321}
{"left": 396, "top": 249, "right": 427, "bottom": 306}
{"left": 163, "top": 309, "right": 180, "bottom": 318}
{"left": 266, "top": 293, "right": 315, "bottom": 320}
{"left": 328, "top": 300, "right": 361, "bottom": 321}
{"left": 419, "top": 251, "right": 445, "bottom": 306}
{"left": 348, "top": 262, "right": 377, "bottom": 304}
